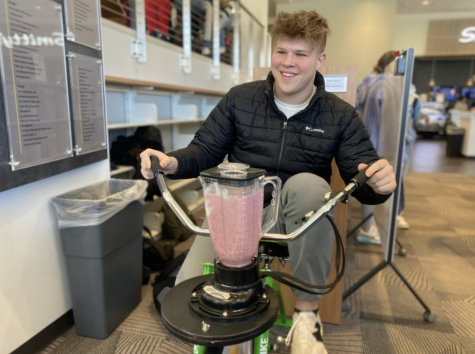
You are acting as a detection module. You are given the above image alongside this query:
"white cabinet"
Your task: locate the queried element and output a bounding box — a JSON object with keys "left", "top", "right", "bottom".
{"left": 105, "top": 77, "right": 224, "bottom": 215}
{"left": 106, "top": 84, "right": 221, "bottom": 152}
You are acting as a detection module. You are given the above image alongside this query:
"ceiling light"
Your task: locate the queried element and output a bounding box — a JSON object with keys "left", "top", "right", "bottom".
{"left": 422, "top": 1, "right": 429, "bottom": 5}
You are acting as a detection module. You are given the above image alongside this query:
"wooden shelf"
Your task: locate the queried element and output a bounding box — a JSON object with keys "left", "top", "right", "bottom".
{"left": 168, "top": 178, "right": 197, "bottom": 192}
{"left": 107, "top": 118, "right": 206, "bottom": 130}
{"left": 110, "top": 168, "right": 196, "bottom": 193}
{"left": 105, "top": 75, "right": 226, "bottom": 97}
{"left": 110, "top": 165, "right": 135, "bottom": 176}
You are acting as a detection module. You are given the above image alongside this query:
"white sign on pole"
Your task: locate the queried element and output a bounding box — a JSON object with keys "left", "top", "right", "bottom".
{"left": 323, "top": 75, "right": 348, "bottom": 92}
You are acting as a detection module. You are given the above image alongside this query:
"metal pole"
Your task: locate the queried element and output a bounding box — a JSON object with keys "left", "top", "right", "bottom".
{"left": 248, "top": 18, "right": 253, "bottom": 81}
{"left": 387, "top": 48, "right": 415, "bottom": 263}
{"left": 232, "top": 1, "right": 240, "bottom": 85}
{"left": 343, "top": 261, "right": 388, "bottom": 299}
{"left": 389, "top": 263, "right": 432, "bottom": 312}
{"left": 211, "top": 0, "right": 220, "bottom": 79}
{"left": 132, "top": 0, "right": 147, "bottom": 62}
{"left": 180, "top": 0, "right": 192, "bottom": 73}
{"left": 267, "top": 34, "right": 272, "bottom": 68}
{"left": 346, "top": 213, "right": 373, "bottom": 238}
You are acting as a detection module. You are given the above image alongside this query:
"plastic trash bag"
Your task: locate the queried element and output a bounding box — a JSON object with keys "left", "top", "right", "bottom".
{"left": 52, "top": 179, "right": 148, "bottom": 229}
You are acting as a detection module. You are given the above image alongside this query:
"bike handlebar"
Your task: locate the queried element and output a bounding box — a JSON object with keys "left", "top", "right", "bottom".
{"left": 350, "top": 164, "right": 372, "bottom": 189}
{"left": 151, "top": 155, "right": 163, "bottom": 178}
{"left": 150, "top": 156, "right": 372, "bottom": 242}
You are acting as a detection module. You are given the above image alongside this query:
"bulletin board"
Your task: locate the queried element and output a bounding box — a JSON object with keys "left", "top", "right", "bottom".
{"left": 0, "top": 0, "right": 107, "bottom": 193}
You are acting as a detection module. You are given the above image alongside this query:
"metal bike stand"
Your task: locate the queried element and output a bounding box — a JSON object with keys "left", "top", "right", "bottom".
{"left": 342, "top": 49, "right": 435, "bottom": 323}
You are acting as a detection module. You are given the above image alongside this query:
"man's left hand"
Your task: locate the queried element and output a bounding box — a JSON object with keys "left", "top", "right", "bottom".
{"left": 358, "top": 159, "right": 396, "bottom": 195}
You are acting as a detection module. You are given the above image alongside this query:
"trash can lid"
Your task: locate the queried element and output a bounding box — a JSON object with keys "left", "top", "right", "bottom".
{"left": 446, "top": 125, "right": 465, "bottom": 134}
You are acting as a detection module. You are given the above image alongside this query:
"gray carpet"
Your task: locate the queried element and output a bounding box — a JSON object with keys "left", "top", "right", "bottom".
{"left": 38, "top": 172, "right": 475, "bottom": 354}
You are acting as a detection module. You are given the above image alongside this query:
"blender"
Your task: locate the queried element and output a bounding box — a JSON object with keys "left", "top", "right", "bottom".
{"left": 158, "top": 162, "right": 283, "bottom": 347}
{"left": 200, "top": 163, "right": 281, "bottom": 268}
{"left": 150, "top": 157, "right": 370, "bottom": 351}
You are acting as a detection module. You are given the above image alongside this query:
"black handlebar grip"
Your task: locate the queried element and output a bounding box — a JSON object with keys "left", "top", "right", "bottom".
{"left": 150, "top": 156, "right": 163, "bottom": 177}
{"left": 350, "top": 164, "right": 372, "bottom": 189}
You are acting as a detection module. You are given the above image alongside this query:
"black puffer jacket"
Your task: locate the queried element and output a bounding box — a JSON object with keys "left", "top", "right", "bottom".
{"left": 168, "top": 71, "right": 390, "bottom": 205}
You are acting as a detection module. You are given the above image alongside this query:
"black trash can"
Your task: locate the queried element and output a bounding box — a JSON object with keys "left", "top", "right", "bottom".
{"left": 446, "top": 125, "right": 465, "bottom": 157}
{"left": 52, "top": 180, "right": 148, "bottom": 338}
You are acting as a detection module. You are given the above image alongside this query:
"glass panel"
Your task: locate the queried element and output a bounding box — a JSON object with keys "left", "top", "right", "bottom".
{"left": 68, "top": 52, "right": 106, "bottom": 155}
{"left": 65, "top": 0, "right": 101, "bottom": 49}
{"left": 0, "top": 0, "right": 73, "bottom": 170}
{"left": 372, "top": 50, "right": 415, "bottom": 262}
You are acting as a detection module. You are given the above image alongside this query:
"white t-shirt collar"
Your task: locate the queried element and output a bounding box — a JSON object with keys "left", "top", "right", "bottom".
{"left": 274, "top": 85, "right": 317, "bottom": 119}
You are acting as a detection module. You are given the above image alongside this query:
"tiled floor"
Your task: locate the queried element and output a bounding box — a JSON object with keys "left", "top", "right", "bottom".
{"left": 410, "top": 137, "right": 475, "bottom": 175}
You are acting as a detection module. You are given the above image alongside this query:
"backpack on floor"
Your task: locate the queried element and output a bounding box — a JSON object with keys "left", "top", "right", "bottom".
{"left": 152, "top": 250, "right": 189, "bottom": 314}
{"left": 143, "top": 227, "right": 175, "bottom": 272}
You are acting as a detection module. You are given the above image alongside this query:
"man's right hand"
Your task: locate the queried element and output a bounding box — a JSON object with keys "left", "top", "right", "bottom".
{"left": 140, "top": 149, "right": 178, "bottom": 179}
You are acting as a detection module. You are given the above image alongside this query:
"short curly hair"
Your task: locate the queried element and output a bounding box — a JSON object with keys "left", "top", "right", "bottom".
{"left": 270, "top": 10, "right": 329, "bottom": 54}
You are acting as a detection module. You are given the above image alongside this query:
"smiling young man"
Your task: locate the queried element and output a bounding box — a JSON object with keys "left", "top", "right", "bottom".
{"left": 140, "top": 10, "right": 396, "bottom": 354}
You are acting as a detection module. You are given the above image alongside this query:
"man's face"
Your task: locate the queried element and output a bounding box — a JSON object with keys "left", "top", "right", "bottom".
{"left": 271, "top": 38, "right": 326, "bottom": 104}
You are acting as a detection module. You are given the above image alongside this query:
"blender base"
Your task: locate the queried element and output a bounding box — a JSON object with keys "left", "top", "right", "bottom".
{"left": 161, "top": 275, "right": 279, "bottom": 347}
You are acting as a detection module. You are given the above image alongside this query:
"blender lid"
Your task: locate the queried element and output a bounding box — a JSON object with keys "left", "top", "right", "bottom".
{"left": 200, "top": 163, "right": 266, "bottom": 181}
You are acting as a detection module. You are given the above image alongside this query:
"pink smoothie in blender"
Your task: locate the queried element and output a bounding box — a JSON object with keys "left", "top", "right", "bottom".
{"left": 205, "top": 187, "right": 264, "bottom": 267}
{"left": 200, "top": 163, "right": 281, "bottom": 268}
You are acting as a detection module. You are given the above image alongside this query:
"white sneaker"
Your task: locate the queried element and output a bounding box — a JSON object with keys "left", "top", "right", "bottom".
{"left": 356, "top": 224, "right": 381, "bottom": 244}
{"left": 286, "top": 311, "right": 327, "bottom": 354}
{"left": 397, "top": 215, "right": 410, "bottom": 229}
{"left": 202, "top": 47, "right": 211, "bottom": 55}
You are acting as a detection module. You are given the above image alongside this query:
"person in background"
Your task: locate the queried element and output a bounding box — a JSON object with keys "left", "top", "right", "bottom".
{"left": 354, "top": 51, "right": 397, "bottom": 244}
{"left": 146, "top": 0, "right": 172, "bottom": 41}
{"left": 454, "top": 96, "right": 469, "bottom": 111}
{"left": 141, "top": 10, "right": 396, "bottom": 353}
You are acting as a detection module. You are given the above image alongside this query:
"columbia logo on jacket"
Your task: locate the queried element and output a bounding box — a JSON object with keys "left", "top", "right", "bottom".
{"left": 306, "top": 126, "right": 324, "bottom": 133}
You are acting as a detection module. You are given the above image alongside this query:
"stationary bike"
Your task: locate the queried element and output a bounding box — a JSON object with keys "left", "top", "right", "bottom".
{"left": 151, "top": 157, "right": 370, "bottom": 353}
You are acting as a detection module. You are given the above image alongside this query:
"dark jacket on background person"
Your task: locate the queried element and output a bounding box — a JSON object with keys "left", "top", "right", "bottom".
{"left": 168, "top": 71, "right": 390, "bottom": 205}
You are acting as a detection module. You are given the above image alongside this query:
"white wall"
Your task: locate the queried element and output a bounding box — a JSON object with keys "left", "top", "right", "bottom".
{"left": 241, "top": 0, "right": 268, "bottom": 30}
{"left": 101, "top": 0, "right": 269, "bottom": 88}
{"left": 241, "top": 0, "right": 269, "bottom": 66}
{"left": 0, "top": 162, "right": 110, "bottom": 354}
{"left": 276, "top": 0, "right": 397, "bottom": 84}
{"left": 393, "top": 11, "right": 475, "bottom": 57}
{"left": 102, "top": 19, "right": 236, "bottom": 92}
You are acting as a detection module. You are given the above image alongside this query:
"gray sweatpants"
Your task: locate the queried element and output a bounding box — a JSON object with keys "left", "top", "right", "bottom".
{"left": 176, "top": 173, "right": 335, "bottom": 302}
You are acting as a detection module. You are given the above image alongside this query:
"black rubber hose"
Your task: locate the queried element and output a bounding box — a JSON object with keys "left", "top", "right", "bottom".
{"left": 264, "top": 215, "right": 345, "bottom": 295}
{"left": 266, "top": 164, "right": 374, "bottom": 295}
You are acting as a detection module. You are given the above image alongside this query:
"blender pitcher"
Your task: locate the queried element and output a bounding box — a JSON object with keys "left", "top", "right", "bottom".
{"left": 199, "top": 163, "right": 282, "bottom": 268}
